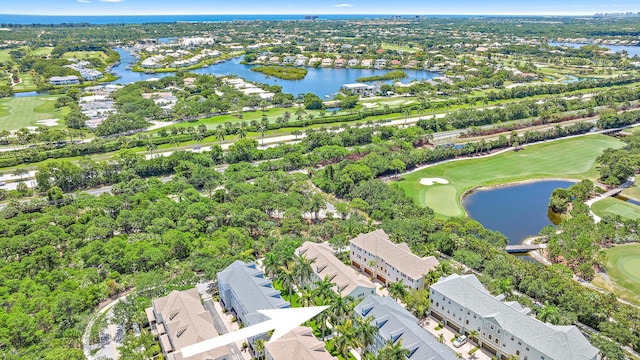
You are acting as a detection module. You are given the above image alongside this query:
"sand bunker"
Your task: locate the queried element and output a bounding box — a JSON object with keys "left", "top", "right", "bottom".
{"left": 420, "top": 177, "right": 449, "bottom": 186}
{"left": 35, "top": 119, "right": 59, "bottom": 127}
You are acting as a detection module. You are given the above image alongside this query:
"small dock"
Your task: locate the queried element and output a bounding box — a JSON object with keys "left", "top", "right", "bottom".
{"left": 505, "top": 244, "right": 546, "bottom": 253}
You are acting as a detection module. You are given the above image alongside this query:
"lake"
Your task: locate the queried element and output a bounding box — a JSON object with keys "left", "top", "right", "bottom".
{"left": 461, "top": 180, "right": 575, "bottom": 245}
{"left": 110, "top": 48, "right": 440, "bottom": 98}
{"left": 549, "top": 42, "right": 640, "bottom": 58}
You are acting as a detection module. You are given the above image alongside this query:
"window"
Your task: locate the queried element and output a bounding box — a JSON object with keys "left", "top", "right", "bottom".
{"left": 511, "top": 336, "right": 514, "bottom": 341}
{"left": 466, "top": 320, "right": 469, "bottom": 325}
{"left": 490, "top": 325, "right": 494, "bottom": 330}
{"left": 489, "top": 335, "right": 492, "bottom": 340}
{"left": 495, "top": 339, "right": 498, "bottom": 344}
{"left": 516, "top": 351, "right": 520, "bottom": 356}
{"left": 526, "top": 347, "right": 530, "bottom": 351}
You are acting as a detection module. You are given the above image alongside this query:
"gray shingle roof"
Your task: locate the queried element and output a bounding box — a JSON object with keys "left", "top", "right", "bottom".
{"left": 354, "top": 295, "right": 457, "bottom": 360}
{"left": 217, "top": 260, "right": 289, "bottom": 325}
{"left": 431, "top": 274, "right": 600, "bottom": 360}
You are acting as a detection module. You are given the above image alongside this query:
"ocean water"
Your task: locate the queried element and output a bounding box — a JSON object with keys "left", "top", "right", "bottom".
{"left": 0, "top": 14, "right": 421, "bottom": 25}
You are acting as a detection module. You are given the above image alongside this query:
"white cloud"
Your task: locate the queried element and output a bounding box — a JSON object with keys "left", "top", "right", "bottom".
{"left": 335, "top": 3, "right": 353, "bottom": 7}
{"left": 77, "top": 0, "right": 90, "bottom": 3}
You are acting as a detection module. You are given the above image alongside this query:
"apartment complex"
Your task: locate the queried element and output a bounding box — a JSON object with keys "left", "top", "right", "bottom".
{"left": 430, "top": 274, "right": 600, "bottom": 360}
{"left": 354, "top": 295, "right": 457, "bottom": 360}
{"left": 350, "top": 229, "right": 440, "bottom": 289}
{"left": 217, "top": 260, "right": 289, "bottom": 355}
{"left": 296, "top": 241, "right": 375, "bottom": 299}
{"left": 265, "top": 326, "right": 337, "bottom": 360}
{"left": 146, "top": 288, "right": 230, "bottom": 360}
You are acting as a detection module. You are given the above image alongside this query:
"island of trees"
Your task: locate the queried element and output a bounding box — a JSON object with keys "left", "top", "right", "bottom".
{"left": 356, "top": 70, "right": 408, "bottom": 82}
{"left": 251, "top": 65, "right": 308, "bottom": 80}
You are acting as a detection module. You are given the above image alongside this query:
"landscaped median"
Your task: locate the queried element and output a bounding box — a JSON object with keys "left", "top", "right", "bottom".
{"left": 396, "top": 134, "right": 624, "bottom": 217}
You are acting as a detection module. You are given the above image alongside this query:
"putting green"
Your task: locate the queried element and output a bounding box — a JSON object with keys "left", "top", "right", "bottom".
{"left": 591, "top": 197, "right": 640, "bottom": 220}
{"left": 396, "top": 135, "right": 624, "bottom": 216}
{"left": 604, "top": 244, "right": 640, "bottom": 300}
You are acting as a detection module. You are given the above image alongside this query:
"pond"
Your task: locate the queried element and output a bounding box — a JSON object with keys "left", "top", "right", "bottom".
{"left": 109, "top": 48, "right": 440, "bottom": 98}
{"left": 461, "top": 180, "right": 575, "bottom": 245}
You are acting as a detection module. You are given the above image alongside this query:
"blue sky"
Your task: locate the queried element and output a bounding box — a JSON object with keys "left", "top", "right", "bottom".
{"left": 1, "top": 0, "right": 638, "bottom": 16}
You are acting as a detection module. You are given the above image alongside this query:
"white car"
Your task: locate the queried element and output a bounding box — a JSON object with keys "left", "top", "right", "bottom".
{"left": 453, "top": 335, "right": 467, "bottom": 348}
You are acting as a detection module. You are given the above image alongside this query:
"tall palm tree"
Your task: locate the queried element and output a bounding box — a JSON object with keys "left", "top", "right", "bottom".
{"left": 355, "top": 316, "right": 377, "bottom": 356}
{"left": 378, "top": 339, "right": 410, "bottom": 360}
{"left": 237, "top": 127, "right": 247, "bottom": 139}
{"left": 333, "top": 319, "right": 360, "bottom": 360}
{"left": 294, "top": 255, "right": 315, "bottom": 289}
{"left": 312, "top": 296, "right": 332, "bottom": 340}
{"left": 329, "top": 295, "right": 353, "bottom": 327}
{"left": 262, "top": 252, "right": 280, "bottom": 279}
{"left": 388, "top": 280, "right": 408, "bottom": 302}
{"left": 258, "top": 123, "right": 267, "bottom": 146}
{"left": 215, "top": 127, "right": 226, "bottom": 143}
{"left": 279, "top": 261, "right": 297, "bottom": 301}
{"left": 146, "top": 140, "right": 157, "bottom": 158}
{"left": 313, "top": 276, "right": 336, "bottom": 303}
{"left": 299, "top": 287, "right": 315, "bottom": 307}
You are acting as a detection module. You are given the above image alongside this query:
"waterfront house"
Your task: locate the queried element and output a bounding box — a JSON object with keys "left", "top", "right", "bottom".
{"left": 265, "top": 326, "right": 337, "bottom": 360}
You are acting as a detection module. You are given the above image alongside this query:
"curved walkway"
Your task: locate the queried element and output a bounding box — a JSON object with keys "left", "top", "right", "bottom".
{"left": 82, "top": 292, "right": 131, "bottom": 360}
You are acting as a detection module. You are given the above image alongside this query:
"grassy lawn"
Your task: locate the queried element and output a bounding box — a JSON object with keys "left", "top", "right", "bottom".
{"left": 63, "top": 51, "right": 108, "bottom": 60}
{"left": 0, "top": 95, "right": 68, "bottom": 131}
{"left": 272, "top": 279, "right": 301, "bottom": 307}
{"left": 396, "top": 135, "right": 624, "bottom": 217}
{"left": 381, "top": 42, "right": 421, "bottom": 53}
{"left": 594, "top": 244, "right": 640, "bottom": 304}
{"left": 591, "top": 197, "right": 640, "bottom": 220}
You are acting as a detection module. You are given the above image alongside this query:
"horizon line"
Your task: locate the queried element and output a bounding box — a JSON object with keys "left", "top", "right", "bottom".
{"left": 0, "top": 12, "right": 626, "bottom": 17}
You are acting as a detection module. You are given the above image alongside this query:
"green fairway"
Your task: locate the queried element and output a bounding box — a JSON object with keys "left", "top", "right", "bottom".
{"left": 0, "top": 95, "right": 68, "bottom": 131}
{"left": 602, "top": 244, "right": 640, "bottom": 302}
{"left": 396, "top": 135, "right": 624, "bottom": 216}
{"left": 63, "top": 51, "right": 108, "bottom": 60}
{"left": 591, "top": 197, "right": 640, "bottom": 220}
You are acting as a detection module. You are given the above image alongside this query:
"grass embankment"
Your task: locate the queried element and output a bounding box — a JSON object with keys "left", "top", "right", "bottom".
{"left": 591, "top": 197, "right": 640, "bottom": 220}
{"left": 250, "top": 65, "right": 308, "bottom": 80}
{"left": 396, "top": 135, "right": 624, "bottom": 217}
{"left": 593, "top": 244, "right": 640, "bottom": 304}
{"left": 0, "top": 95, "right": 68, "bottom": 131}
{"left": 357, "top": 70, "right": 407, "bottom": 82}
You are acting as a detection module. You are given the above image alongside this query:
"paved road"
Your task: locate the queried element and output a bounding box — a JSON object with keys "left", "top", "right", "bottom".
{"left": 203, "top": 298, "right": 244, "bottom": 360}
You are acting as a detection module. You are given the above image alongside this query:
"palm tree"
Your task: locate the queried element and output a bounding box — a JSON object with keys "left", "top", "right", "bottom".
{"left": 378, "top": 339, "right": 410, "bottom": 360}
{"left": 437, "top": 333, "right": 445, "bottom": 343}
{"left": 279, "top": 261, "right": 297, "bottom": 301}
{"left": 146, "top": 140, "right": 157, "bottom": 158}
{"left": 299, "top": 287, "right": 315, "bottom": 307}
{"left": 354, "top": 316, "right": 377, "bottom": 356}
{"left": 388, "top": 280, "right": 408, "bottom": 302}
{"left": 292, "top": 130, "right": 301, "bottom": 140}
{"left": 258, "top": 123, "right": 268, "bottom": 146}
{"left": 493, "top": 277, "right": 513, "bottom": 298}
{"left": 169, "top": 136, "right": 181, "bottom": 150}
{"left": 312, "top": 296, "right": 332, "bottom": 340}
{"left": 537, "top": 301, "right": 561, "bottom": 325}
{"left": 333, "top": 319, "right": 360, "bottom": 360}
{"left": 313, "top": 276, "right": 336, "bottom": 303}
{"left": 215, "top": 127, "right": 226, "bottom": 143}
{"left": 254, "top": 338, "right": 265, "bottom": 360}
{"left": 237, "top": 127, "right": 247, "bottom": 139}
{"left": 294, "top": 255, "right": 315, "bottom": 289}
{"left": 467, "top": 329, "right": 479, "bottom": 344}
{"left": 329, "top": 295, "right": 353, "bottom": 326}
{"left": 262, "top": 252, "right": 280, "bottom": 279}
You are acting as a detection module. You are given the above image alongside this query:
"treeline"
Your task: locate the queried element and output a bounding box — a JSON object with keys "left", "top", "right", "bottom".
{"left": 597, "top": 131, "right": 640, "bottom": 185}
{"left": 356, "top": 70, "right": 407, "bottom": 82}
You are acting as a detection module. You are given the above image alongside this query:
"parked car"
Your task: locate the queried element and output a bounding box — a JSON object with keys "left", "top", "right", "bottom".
{"left": 453, "top": 335, "right": 467, "bottom": 348}
{"left": 0, "top": 181, "right": 5, "bottom": 186}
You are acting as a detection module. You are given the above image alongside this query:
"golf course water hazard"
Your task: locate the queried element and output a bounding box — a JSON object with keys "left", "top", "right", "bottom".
{"left": 462, "top": 180, "right": 575, "bottom": 245}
